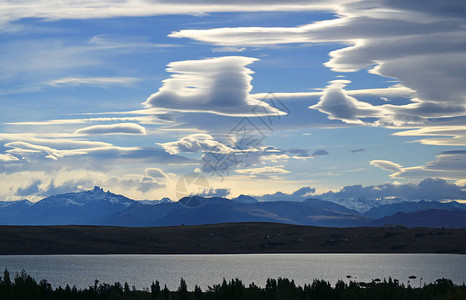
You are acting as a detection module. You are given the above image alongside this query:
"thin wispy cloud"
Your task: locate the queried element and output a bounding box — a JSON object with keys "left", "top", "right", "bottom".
{"left": 0, "top": 0, "right": 344, "bottom": 30}
{"left": 48, "top": 77, "right": 141, "bottom": 87}
{"left": 74, "top": 123, "right": 146, "bottom": 136}
{"left": 236, "top": 165, "right": 291, "bottom": 175}
{"left": 371, "top": 151, "right": 466, "bottom": 184}
{"left": 393, "top": 126, "right": 466, "bottom": 146}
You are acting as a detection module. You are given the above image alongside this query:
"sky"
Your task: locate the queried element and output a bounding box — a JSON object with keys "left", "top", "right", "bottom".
{"left": 0, "top": 0, "right": 465, "bottom": 202}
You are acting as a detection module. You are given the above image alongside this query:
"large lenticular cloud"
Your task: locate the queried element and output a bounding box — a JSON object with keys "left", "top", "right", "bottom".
{"left": 144, "top": 56, "right": 286, "bottom": 117}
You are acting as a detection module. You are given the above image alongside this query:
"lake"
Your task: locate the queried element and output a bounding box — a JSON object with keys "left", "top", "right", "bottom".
{"left": 0, "top": 254, "right": 464, "bottom": 290}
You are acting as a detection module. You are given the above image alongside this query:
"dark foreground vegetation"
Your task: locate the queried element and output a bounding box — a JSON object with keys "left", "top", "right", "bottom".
{"left": 0, "top": 269, "right": 465, "bottom": 300}
{"left": 1, "top": 223, "right": 466, "bottom": 254}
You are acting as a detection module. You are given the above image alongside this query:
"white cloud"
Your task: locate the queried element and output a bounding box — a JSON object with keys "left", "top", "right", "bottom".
{"left": 393, "top": 126, "right": 466, "bottom": 146}
{"left": 310, "top": 80, "right": 381, "bottom": 124}
{"left": 87, "top": 34, "right": 180, "bottom": 50}
{"left": 158, "top": 133, "right": 234, "bottom": 155}
{"left": 107, "top": 174, "right": 165, "bottom": 193}
{"left": 198, "top": 145, "right": 290, "bottom": 176}
{"left": 308, "top": 79, "right": 464, "bottom": 126}
{"left": 0, "top": 169, "right": 102, "bottom": 201}
{"left": 370, "top": 160, "right": 403, "bottom": 172}
{"left": 145, "top": 167, "right": 169, "bottom": 179}
{"left": 197, "top": 187, "right": 231, "bottom": 198}
{"left": 253, "top": 84, "right": 415, "bottom": 100}
{"left": 171, "top": 16, "right": 455, "bottom": 46}
{"left": 236, "top": 165, "right": 290, "bottom": 175}
{"left": 48, "top": 76, "right": 140, "bottom": 87}
{"left": 15, "top": 177, "right": 96, "bottom": 199}
{"left": 287, "top": 148, "right": 329, "bottom": 159}
{"left": 0, "top": 153, "right": 19, "bottom": 162}
{"left": 0, "top": 0, "right": 347, "bottom": 30}
{"left": 371, "top": 151, "right": 466, "bottom": 183}
{"left": 4, "top": 141, "right": 76, "bottom": 161}
{"left": 73, "top": 146, "right": 196, "bottom": 166}
{"left": 7, "top": 116, "right": 157, "bottom": 126}
{"left": 317, "top": 177, "right": 466, "bottom": 203}
{"left": 169, "top": 22, "right": 321, "bottom": 46}
{"left": 211, "top": 47, "right": 247, "bottom": 53}
{"left": 171, "top": 2, "right": 466, "bottom": 126}
{"left": 0, "top": 168, "right": 172, "bottom": 201}
{"left": 143, "top": 56, "right": 286, "bottom": 117}
{"left": 0, "top": 133, "right": 113, "bottom": 149}
{"left": 0, "top": 139, "right": 195, "bottom": 176}
{"left": 255, "top": 186, "right": 316, "bottom": 202}
{"left": 157, "top": 135, "right": 298, "bottom": 178}
{"left": 74, "top": 123, "right": 146, "bottom": 135}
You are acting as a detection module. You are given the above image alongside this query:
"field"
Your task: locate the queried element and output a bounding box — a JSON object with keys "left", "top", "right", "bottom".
{"left": 0, "top": 222, "right": 465, "bottom": 255}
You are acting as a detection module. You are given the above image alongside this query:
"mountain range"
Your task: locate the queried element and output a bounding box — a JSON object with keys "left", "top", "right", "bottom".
{"left": 364, "top": 200, "right": 466, "bottom": 219}
{"left": 0, "top": 187, "right": 465, "bottom": 228}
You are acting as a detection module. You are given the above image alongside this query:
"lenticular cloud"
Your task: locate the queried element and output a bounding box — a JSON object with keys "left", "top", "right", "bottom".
{"left": 143, "top": 56, "right": 286, "bottom": 117}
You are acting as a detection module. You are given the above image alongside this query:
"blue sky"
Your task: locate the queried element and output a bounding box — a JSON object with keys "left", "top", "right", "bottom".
{"left": 0, "top": 0, "right": 465, "bottom": 202}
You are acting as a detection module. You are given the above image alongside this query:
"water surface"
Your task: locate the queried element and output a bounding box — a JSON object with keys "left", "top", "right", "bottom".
{"left": 0, "top": 254, "right": 464, "bottom": 290}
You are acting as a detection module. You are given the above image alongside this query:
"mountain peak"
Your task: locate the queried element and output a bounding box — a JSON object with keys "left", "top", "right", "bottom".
{"left": 160, "top": 197, "right": 172, "bottom": 203}
{"left": 0, "top": 199, "right": 33, "bottom": 208}
{"left": 178, "top": 195, "right": 210, "bottom": 208}
{"left": 232, "top": 194, "right": 258, "bottom": 203}
{"left": 93, "top": 186, "right": 104, "bottom": 193}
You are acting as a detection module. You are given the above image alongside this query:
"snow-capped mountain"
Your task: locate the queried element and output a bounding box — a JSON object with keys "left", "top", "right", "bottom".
{"left": 1, "top": 187, "right": 465, "bottom": 228}
{"left": 0, "top": 199, "right": 33, "bottom": 208}
{"left": 319, "top": 196, "right": 408, "bottom": 213}
{"left": 33, "top": 186, "right": 136, "bottom": 208}
{"left": 139, "top": 197, "right": 173, "bottom": 205}
{"left": 2, "top": 186, "right": 140, "bottom": 225}
{"left": 0, "top": 199, "right": 33, "bottom": 225}
{"left": 364, "top": 200, "right": 466, "bottom": 219}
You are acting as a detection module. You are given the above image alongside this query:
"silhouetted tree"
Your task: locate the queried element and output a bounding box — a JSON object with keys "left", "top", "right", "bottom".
{"left": 151, "top": 280, "right": 161, "bottom": 300}
{"left": 0, "top": 269, "right": 465, "bottom": 300}
{"left": 162, "top": 284, "right": 170, "bottom": 300}
{"left": 176, "top": 278, "right": 188, "bottom": 300}
{"left": 193, "top": 285, "right": 202, "bottom": 300}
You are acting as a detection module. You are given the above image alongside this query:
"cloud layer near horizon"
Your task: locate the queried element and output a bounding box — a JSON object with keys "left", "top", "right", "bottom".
{"left": 316, "top": 178, "right": 466, "bottom": 203}
{"left": 255, "top": 178, "right": 466, "bottom": 205}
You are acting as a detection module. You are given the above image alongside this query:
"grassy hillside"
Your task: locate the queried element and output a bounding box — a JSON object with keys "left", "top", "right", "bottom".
{"left": 0, "top": 222, "right": 465, "bottom": 255}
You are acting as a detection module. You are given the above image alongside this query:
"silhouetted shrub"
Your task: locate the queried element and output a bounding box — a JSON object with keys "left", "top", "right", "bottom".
{"left": 0, "top": 269, "right": 465, "bottom": 300}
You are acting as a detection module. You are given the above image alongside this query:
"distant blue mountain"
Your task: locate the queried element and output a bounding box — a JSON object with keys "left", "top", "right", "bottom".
{"left": 0, "top": 189, "right": 371, "bottom": 227}
{"left": 231, "top": 194, "right": 259, "bottom": 203}
{"left": 0, "top": 199, "right": 33, "bottom": 225}
{"left": 370, "top": 209, "right": 466, "bottom": 228}
{"left": 0, "top": 199, "right": 32, "bottom": 208}
{"left": 109, "top": 196, "right": 371, "bottom": 227}
{"left": 364, "top": 200, "right": 466, "bottom": 219}
{"left": 1, "top": 188, "right": 465, "bottom": 228}
{"left": 1, "top": 187, "right": 138, "bottom": 225}
{"left": 303, "top": 198, "right": 361, "bottom": 214}
{"left": 139, "top": 197, "right": 173, "bottom": 205}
